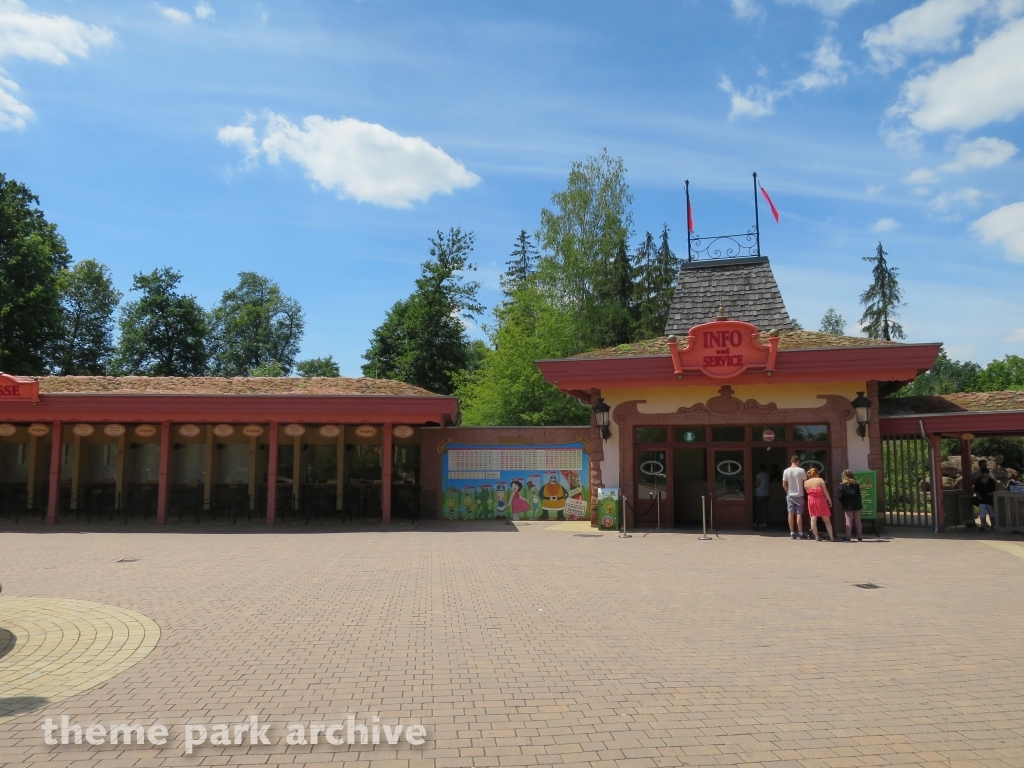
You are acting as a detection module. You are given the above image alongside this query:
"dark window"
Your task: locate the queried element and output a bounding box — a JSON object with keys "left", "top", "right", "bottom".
{"left": 277, "top": 444, "right": 294, "bottom": 482}
{"left": 712, "top": 426, "right": 745, "bottom": 442}
{"left": 346, "top": 444, "right": 381, "bottom": 483}
{"left": 392, "top": 445, "right": 421, "bottom": 485}
{"left": 753, "top": 426, "right": 786, "bottom": 442}
{"left": 635, "top": 427, "right": 668, "bottom": 444}
{"left": 793, "top": 425, "right": 829, "bottom": 442}
{"left": 304, "top": 444, "right": 337, "bottom": 484}
{"left": 673, "top": 427, "right": 706, "bottom": 443}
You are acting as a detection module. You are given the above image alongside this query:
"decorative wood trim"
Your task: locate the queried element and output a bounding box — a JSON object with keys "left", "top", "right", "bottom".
{"left": 613, "top": 386, "right": 855, "bottom": 528}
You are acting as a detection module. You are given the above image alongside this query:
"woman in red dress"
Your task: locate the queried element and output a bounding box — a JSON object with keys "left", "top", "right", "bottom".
{"left": 803, "top": 467, "right": 835, "bottom": 542}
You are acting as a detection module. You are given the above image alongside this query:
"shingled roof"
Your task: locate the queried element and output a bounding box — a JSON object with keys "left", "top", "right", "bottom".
{"left": 665, "top": 256, "right": 795, "bottom": 336}
{"left": 35, "top": 376, "right": 443, "bottom": 397}
{"left": 569, "top": 329, "right": 901, "bottom": 360}
{"left": 881, "top": 391, "right": 1024, "bottom": 416}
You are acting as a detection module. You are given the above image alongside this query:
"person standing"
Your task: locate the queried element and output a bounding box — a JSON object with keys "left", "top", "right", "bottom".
{"left": 782, "top": 455, "right": 808, "bottom": 540}
{"left": 973, "top": 468, "right": 998, "bottom": 532}
{"left": 804, "top": 468, "right": 835, "bottom": 542}
{"left": 754, "top": 463, "right": 771, "bottom": 529}
{"left": 837, "top": 470, "right": 863, "bottom": 542}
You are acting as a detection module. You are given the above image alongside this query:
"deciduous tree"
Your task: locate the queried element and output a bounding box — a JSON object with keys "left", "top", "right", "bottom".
{"left": 819, "top": 307, "right": 846, "bottom": 336}
{"left": 296, "top": 356, "right": 340, "bottom": 377}
{"left": 51, "top": 259, "right": 122, "bottom": 374}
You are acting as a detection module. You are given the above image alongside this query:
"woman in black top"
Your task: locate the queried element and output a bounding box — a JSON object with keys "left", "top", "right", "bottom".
{"left": 837, "top": 469, "right": 863, "bottom": 541}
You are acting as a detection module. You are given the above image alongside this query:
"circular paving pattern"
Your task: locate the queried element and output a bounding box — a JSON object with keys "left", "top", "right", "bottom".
{"left": 0, "top": 597, "right": 160, "bottom": 724}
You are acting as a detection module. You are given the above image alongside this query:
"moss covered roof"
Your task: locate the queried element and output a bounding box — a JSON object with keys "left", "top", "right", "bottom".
{"left": 35, "top": 376, "right": 443, "bottom": 397}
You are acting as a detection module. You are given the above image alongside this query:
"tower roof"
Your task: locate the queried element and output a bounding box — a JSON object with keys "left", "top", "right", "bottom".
{"left": 664, "top": 256, "right": 795, "bottom": 335}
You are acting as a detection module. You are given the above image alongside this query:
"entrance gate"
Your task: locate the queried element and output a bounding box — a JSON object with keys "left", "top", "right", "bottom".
{"left": 881, "top": 435, "right": 936, "bottom": 527}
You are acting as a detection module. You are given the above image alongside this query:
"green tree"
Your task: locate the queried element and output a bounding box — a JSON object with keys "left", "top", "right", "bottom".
{"left": 362, "top": 227, "right": 483, "bottom": 394}
{"left": 111, "top": 267, "right": 208, "bottom": 376}
{"left": 208, "top": 272, "right": 304, "bottom": 376}
{"left": 819, "top": 307, "right": 846, "bottom": 335}
{"left": 296, "top": 356, "right": 340, "bottom": 377}
{"left": 897, "top": 350, "right": 981, "bottom": 396}
{"left": 249, "top": 360, "right": 286, "bottom": 377}
{"left": 633, "top": 224, "right": 679, "bottom": 339}
{"left": 860, "top": 242, "right": 905, "bottom": 341}
{"left": 0, "top": 173, "right": 72, "bottom": 374}
{"left": 501, "top": 229, "right": 538, "bottom": 291}
{"left": 536, "top": 149, "right": 633, "bottom": 350}
{"left": 51, "top": 259, "right": 122, "bottom": 374}
{"left": 592, "top": 236, "right": 634, "bottom": 346}
{"left": 458, "top": 282, "right": 590, "bottom": 426}
{"left": 977, "top": 355, "right": 1024, "bottom": 391}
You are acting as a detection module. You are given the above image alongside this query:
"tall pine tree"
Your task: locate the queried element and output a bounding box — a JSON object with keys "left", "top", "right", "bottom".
{"left": 859, "top": 242, "right": 905, "bottom": 341}
{"left": 501, "top": 229, "right": 538, "bottom": 292}
{"left": 633, "top": 224, "right": 678, "bottom": 339}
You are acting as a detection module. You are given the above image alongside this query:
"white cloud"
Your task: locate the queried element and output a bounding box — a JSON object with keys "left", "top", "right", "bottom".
{"left": 891, "top": 17, "right": 1024, "bottom": 132}
{"left": 971, "top": 201, "right": 1024, "bottom": 261}
{"left": 731, "top": 0, "right": 766, "bottom": 20}
{"left": 940, "top": 136, "right": 1018, "bottom": 171}
{"left": 903, "top": 167, "right": 939, "bottom": 185}
{"left": 157, "top": 6, "right": 192, "bottom": 24}
{"left": 929, "top": 186, "right": 982, "bottom": 214}
{"left": 720, "top": 36, "right": 847, "bottom": 119}
{"left": 775, "top": 0, "right": 861, "bottom": 14}
{"left": 194, "top": 2, "right": 215, "bottom": 19}
{"left": 863, "top": 0, "right": 988, "bottom": 71}
{"left": 874, "top": 217, "right": 899, "bottom": 232}
{"left": 1004, "top": 327, "right": 1024, "bottom": 343}
{"left": 718, "top": 75, "right": 779, "bottom": 119}
{"left": 0, "top": 0, "right": 113, "bottom": 130}
{"left": 219, "top": 112, "right": 480, "bottom": 208}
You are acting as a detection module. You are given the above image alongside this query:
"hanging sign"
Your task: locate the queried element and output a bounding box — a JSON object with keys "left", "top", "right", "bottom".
{"left": 72, "top": 424, "right": 95, "bottom": 437}
{"left": 681, "top": 430, "right": 697, "bottom": 443}
{"left": 283, "top": 424, "right": 305, "bottom": 437}
{"left": 212, "top": 424, "right": 235, "bottom": 438}
{"left": 318, "top": 425, "right": 341, "bottom": 438}
{"left": 354, "top": 425, "right": 378, "bottom": 438}
{"left": 28, "top": 423, "right": 49, "bottom": 437}
{"left": 0, "top": 423, "right": 16, "bottom": 437}
{"left": 393, "top": 425, "right": 414, "bottom": 439}
{"left": 178, "top": 424, "right": 201, "bottom": 438}
{"left": 0, "top": 373, "right": 40, "bottom": 402}
{"left": 667, "top": 317, "right": 779, "bottom": 380}
{"left": 135, "top": 424, "right": 157, "bottom": 438}
{"left": 103, "top": 424, "right": 126, "bottom": 438}
{"left": 242, "top": 424, "right": 264, "bottom": 438}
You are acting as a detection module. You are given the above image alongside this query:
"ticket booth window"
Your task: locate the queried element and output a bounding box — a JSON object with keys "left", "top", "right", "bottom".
{"left": 277, "top": 444, "right": 294, "bottom": 482}
{"left": 218, "top": 444, "right": 250, "bottom": 484}
{"left": 346, "top": 444, "right": 381, "bottom": 482}
{"left": 86, "top": 443, "right": 118, "bottom": 482}
{"left": 132, "top": 444, "right": 160, "bottom": 483}
{"left": 392, "top": 445, "right": 421, "bottom": 485}
{"left": 2, "top": 443, "right": 28, "bottom": 482}
{"left": 174, "top": 444, "right": 205, "bottom": 484}
{"left": 304, "top": 445, "right": 337, "bottom": 483}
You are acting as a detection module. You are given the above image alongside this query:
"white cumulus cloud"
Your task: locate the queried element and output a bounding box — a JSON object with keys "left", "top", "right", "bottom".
{"left": 718, "top": 76, "right": 779, "bottom": 119}
{"left": 940, "top": 136, "right": 1018, "bottom": 171}
{"left": 157, "top": 5, "right": 192, "bottom": 24}
{"left": 891, "top": 17, "right": 1024, "bottom": 132}
{"left": 874, "top": 217, "right": 899, "bottom": 232}
{"left": 194, "top": 2, "right": 215, "bottom": 19}
{"left": 971, "top": 202, "right": 1024, "bottom": 261}
{"left": 0, "top": 0, "right": 114, "bottom": 130}
{"left": 863, "top": 0, "right": 989, "bottom": 71}
{"left": 792, "top": 37, "right": 848, "bottom": 90}
{"left": 903, "top": 167, "right": 939, "bottom": 185}
{"left": 929, "top": 186, "right": 982, "bottom": 214}
{"left": 775, "top": 0, "right": 861, "bottom": 14}
{"left": 219, "top": 112, "right": 480, "bottom": 208}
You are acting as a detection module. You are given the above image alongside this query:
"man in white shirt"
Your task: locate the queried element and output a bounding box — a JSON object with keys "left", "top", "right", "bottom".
{"left": 782, "top": 455, "right": 808, "bottom": 540}
{"left": 754, "top": 463, "right": 771, "bottom": 529}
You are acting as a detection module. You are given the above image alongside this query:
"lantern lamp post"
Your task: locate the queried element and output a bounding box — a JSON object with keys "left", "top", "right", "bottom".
{"left": 593, "top": 398, "right": 611, "bottom": 440}
{"left": 852, "top": 392, "right": 872, "bottom": 438}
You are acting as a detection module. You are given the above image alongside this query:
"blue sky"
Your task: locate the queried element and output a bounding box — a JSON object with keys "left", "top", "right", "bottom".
{"left": 2, "top": 0, "right": 1023, "bottom": 373}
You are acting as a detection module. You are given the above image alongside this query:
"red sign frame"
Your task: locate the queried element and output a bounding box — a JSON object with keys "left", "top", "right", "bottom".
{"left": 0, "top": 373, "right": 40, "bottom": 403}
{"left": 667, "top": 318, "right": 780, "bottom": 380}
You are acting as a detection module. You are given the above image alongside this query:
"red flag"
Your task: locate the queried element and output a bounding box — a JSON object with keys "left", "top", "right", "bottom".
{"left": 687, "top": 198, "right": 694, "bottom": 233}
{"left": 760, "top": 184, "right": 780, "bottom": 223}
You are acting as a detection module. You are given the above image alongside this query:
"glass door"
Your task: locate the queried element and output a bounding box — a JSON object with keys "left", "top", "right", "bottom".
{"left": 712, "top": 448, "right": 748, "bottom": 527}
{"left": 635, "top": 449, "right": 669, "bottom": 528}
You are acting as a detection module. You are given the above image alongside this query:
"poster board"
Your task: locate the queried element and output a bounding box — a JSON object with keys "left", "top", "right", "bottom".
{"left": 441, "top": 443, "right": 589, "bottom": 521}
{"left": 853, "top": 470, "right": 878, "bottom": 520}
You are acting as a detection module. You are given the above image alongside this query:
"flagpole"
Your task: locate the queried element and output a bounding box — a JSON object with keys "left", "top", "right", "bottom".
{"left": 685, "top": 179, "right": 692, "bottom": 262}
{"left": 753, "top": 172, "right": 761, "bottom": 258}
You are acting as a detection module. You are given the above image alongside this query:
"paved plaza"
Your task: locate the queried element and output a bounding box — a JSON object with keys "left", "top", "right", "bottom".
{"left": 1, "top": 521, "right": 1023, "bottom": 767}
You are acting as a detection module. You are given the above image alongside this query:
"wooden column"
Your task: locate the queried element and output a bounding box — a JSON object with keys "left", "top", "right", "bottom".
{"left": 292, "top": 433, "right": 301, "bottom": 513}
{"left": 26, "top": 434, "right": 38, "bottom": 511}
{"left": 267, "top": 422, "right": 278, "bottom": 524}
{"left": 46, "top": 421, "right": 62, "bottom": 524}
{"left": 382, "top": 423, "right": 392, "bottom": 524}
{"left": 866, "top": 381, "right": 885, "bottom": 533}
{"left": 336, "top": 427, "right": 345, "bottom": 513}
{"left": 70, "top": 433, "right": 82, "bottom": 511}
{"left": 929, "top": 433, "right": 945, "bottom": 532}
{"left": 959, "top": 437, "right": 973, "bottom": 491}
{"left": 203, "top": 425, "right": 214, "bottom": 511}
{"left": 156, "top": 421, "right": 171, "bottom": 524}
{"left": 115, "top": 433, "right": 125, "bottom": 510}
{"left": 248, "top": 436, "right": 257, "bottom": 514}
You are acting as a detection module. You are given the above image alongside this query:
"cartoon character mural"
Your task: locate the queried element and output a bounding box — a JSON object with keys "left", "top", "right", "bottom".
{"left": 440, "top": 443, "right": 589, "bottom": 522}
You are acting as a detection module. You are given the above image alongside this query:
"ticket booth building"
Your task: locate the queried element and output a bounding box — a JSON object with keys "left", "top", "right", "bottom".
{"left": 0, "top": 375, "right": 458, "bottom": 525}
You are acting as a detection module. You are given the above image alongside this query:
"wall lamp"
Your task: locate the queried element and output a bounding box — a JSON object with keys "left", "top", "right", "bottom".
{"left": 851, "top": 391, "right": 872, "bottom": 438}
{"left": 593, "top": 398, "right": 611, "bottom": 440}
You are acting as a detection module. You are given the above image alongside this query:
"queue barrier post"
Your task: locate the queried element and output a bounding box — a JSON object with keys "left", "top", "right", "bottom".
{"left": 699, "top": 495, "right": 711, "bottom": 540}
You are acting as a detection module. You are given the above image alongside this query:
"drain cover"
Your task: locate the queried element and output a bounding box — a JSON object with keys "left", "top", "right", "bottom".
{"left": 116, "top": 558, "right": 139, "bottom": 563}
{"left": 854, "top": 582, "right": 881, "bottom": 589}
{"left": 573, "top": 533, "right": 602, "bottom": 538}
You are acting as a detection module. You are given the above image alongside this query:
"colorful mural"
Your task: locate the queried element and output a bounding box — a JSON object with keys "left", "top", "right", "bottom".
{"left": 441, "top": 443, "right": 590, "bottom": 521}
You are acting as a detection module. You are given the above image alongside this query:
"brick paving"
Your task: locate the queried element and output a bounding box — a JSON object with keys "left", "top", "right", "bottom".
{"left": 1, "top": 521, "right": 1023, "bottom": 767}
